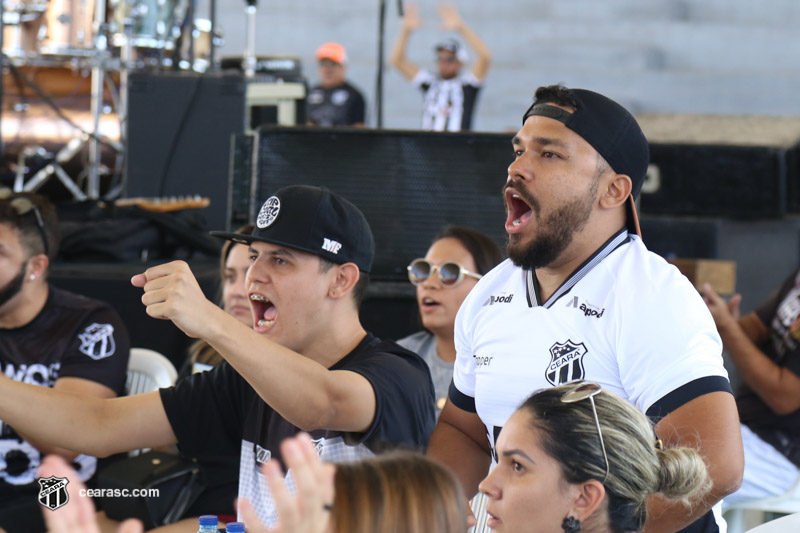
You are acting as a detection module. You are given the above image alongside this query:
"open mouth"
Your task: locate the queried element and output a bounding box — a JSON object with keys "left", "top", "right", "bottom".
{"left": 485, "top": 509, "right": 501, "bottom": 528}
{"left": 420, "top": 296, "right": 441, "bottom": 311}
{"left": 504, "top": 187, "right": 534, "bottom": 233}
{"left": 249, "top": 293, "right": 278, "bottom": 330}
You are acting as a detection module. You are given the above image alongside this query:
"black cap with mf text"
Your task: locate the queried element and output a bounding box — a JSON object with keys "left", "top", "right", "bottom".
{"left": 522, "top": 88, "right": 649, "bottom": 236}
{"left": 210, "top": 185, "right": 374, "bottom": 272}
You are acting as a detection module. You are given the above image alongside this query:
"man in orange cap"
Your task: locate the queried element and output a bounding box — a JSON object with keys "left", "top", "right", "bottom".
{"left": 307, "top": 42, "right": 366, "bottom": 127}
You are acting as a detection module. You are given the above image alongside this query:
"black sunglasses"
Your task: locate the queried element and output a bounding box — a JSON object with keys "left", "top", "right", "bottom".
{"left": 0, "top": 189, "right": 49, "bottom": 257}
{"left": 407, "top": 258, "right": 481, "bottom": 288}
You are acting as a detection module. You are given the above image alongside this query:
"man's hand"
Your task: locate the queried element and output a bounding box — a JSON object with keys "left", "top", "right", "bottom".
{"left": 402, "top": 2, "right": 425, "bottom": 32}
{"left": 438, "top": 3, "right": 463, "bottom": 31}
{"left": 238, "top": 434, "right": 334, "bottom": 533}
{"left": 701, "top": 283, "right": 742, "bottom": 332}
{"left": 131, "top": 261, "right": 220, "bottom": 339}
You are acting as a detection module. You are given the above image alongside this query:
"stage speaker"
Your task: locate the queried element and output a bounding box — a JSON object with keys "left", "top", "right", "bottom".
{"left": 126, "top": 72, "right": 246, "bottom": 231}
{"left": 236, "top": 127, "right": 511, "bottom": 280}
{"left": 50, "top": 261, "right": 219, "bottom": 368}
{"left": 246, "top": 80, "right": 307, "bottom": 130}
{"left": 639, "top": 215, "right": 721, "bottom": 260}
{"left": 637, "top": 114, "right": 800, "bottom": 219}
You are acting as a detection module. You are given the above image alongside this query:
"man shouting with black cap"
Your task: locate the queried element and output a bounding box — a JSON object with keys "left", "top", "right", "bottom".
{"left": 0, "top": 185, "right": 434, "bottom": 528}
{"left": 427, "top": 85, "right": 743, "bottom": 533}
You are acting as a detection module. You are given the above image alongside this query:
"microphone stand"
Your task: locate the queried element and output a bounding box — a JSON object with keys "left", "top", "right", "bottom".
{"left": 376, "top": 0, "right": 402, "bottom": 128}
{"left": 208, "top": 0, "right": 218, "bottom": 70}
{"left": 243, "top": 0, "right": 257, "bottom": 78}
{"left": 376, "top": 0, "right": 386, "bottom": 127}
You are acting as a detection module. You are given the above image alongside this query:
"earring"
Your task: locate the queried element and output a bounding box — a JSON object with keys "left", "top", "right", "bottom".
{"left": 29, "top": 274, "right": 35, "bottom": 280}
{"left": 562, "top": 516, "right": 582, "bottom": 533}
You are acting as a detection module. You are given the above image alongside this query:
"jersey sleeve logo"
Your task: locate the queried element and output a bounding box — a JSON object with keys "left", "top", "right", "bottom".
{"left": 546, "top": 340, "right": 587, "bottom": 386}
{"left": 78, "top": 323, "right": 116, "bottom": 360}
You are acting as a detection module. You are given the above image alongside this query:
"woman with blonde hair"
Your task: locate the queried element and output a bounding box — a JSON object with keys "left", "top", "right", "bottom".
{"left": 479, "top": 381, "right": 712, "bottom": 533}
{"left": 331, "top": 451, "right": 466, "bottom": 533}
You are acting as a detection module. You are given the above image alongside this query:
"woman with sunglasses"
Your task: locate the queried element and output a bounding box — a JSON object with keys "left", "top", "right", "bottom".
{"left": 399, "top": 226, "right": 503, "bottom": 416}
{"left": 479, "top": 381, "right": 711, "bottom": 533}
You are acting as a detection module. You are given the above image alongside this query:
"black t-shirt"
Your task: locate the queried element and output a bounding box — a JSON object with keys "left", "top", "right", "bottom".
{"left": 306, "top": 81, "right": 366, "bottom": 127}
{"left": 738, "top": 268, "right": 800, "bottom": 467}
{"left": 160, "top": 333, "right": 434, "bottom": 526}
{"left": 0, "top": 286, "right": 130, "bottom": 491}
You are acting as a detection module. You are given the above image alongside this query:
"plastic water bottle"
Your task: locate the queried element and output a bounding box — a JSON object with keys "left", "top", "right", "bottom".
{"left": 197, "top": 515, "right": 218, "bottom": 533}
{"left": 226, "top": 522, "right": 245, "bottom": 533}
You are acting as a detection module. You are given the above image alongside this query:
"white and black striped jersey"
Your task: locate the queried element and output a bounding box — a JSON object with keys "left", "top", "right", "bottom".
{"left": 451, "top": 230, "right": 730, "bottom": 533}
{"left": 413, "top": 70, "right": 481, "bottom": 132}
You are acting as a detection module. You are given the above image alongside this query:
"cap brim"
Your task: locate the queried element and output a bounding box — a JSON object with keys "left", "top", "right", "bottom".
{"left": 317, "top": 56, "right": 344, "bottom": 64}
{"left": 209, "top": 230, "right": 319, "bottom": 254}
{"left": 626, "top": 195, "right": 642, "bottom": 238}
{"left": 209, "top": 230, "right": 259, "bottom": 245}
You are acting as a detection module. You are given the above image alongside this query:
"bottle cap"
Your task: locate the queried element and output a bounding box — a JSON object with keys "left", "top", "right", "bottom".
{"left": 199, "top": 515, "right": 218, "bottom": 526}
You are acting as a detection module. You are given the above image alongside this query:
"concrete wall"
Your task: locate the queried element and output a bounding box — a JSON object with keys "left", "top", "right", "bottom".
{"left": 199, "top": 0, "right": 800, "bottom": 131}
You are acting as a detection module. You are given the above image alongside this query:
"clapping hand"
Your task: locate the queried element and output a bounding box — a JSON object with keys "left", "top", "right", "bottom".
{"left": 401, "top": 2, "right": 425, "bottom": 32}
{"left": 701, "top": 283, "right": 742, "bottom": 330}
{"left": 438, "top": 3, "right": 464, "bottom": 31}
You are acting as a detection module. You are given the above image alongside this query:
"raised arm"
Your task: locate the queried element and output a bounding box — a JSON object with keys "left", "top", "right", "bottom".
{"left": 703, "top": 284, "right": 800, "bottom": 414}
{"left": 15, "top": 377, "right": 116, "bottom": 461}
{"left": 0, "top": 377, "right": 176, "bottom": 457}
{"left": 132, "top": 261, "right": 378, "bottom": 434}
{"left": 390, "top": 2, "right": 423, "bottom": 80}
{"left": 643, "top": 392, "right": 743, "bottom": 533}
{"left": 438, "top": 3, "right": 491, "bottom": 80}
{"left": 427, "top": 400, "right": 492, "bottom": 496}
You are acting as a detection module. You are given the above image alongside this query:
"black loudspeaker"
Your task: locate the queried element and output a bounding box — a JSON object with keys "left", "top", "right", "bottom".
{"left": 241, "top": 127, "right": 511, "bottom": 280}
{"left": 360, "top": 281, "right": 419, "bottom": 341}
{"left": 126, "top": 72, "right": 246, "bottom": 230}
{"left": 642, "top": 143, "right": 791, "bottom": 218}
{"left": 639, "top": 216, "right": 721, "bottom": 260}
{"left": 50, "top": 261, "right": 219, "bottom": 368}
{"left": 636, "top": 115, "right": 800, "bottom": 219}
{"left": 786, "top": 146, "right": 800, "bottom": 213}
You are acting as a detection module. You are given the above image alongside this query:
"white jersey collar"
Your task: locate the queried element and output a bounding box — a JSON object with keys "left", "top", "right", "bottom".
{"left": 526, "top": 229, "right": 631, "bottom": 309}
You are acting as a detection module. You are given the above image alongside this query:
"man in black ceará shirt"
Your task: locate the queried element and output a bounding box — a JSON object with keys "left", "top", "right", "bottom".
{"left": 307, "top": 42, "right": 366, "bottom": 127}
{"left": 0, "top": 191, "right": 130, "bottom": 532}
{"left": 0, "top": 185, "right": 434, "bottom": 528}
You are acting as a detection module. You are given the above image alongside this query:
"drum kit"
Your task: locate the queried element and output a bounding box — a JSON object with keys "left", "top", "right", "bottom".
{"left": 1, "top": 0, "right": 222, "bottom": 200}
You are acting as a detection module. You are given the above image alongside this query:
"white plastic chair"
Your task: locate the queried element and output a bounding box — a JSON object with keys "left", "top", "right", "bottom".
{"left": 725, "top": 475, "right": 800, "bottom": 533}
{"left": 126, "top": 347, "right": 178, "bottom": 396}
{"left": 125, "top": 348, "right": 178, "bottom": 456}
{"left": 744, "top": 511, "right": 800, "bottom": 532}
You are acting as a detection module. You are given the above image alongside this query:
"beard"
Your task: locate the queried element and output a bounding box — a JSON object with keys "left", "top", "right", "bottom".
{"left": 506, "top": 184, "right": 597, "bottom": 271}
{"left": 0, "top": 263, "right": 27, "bottom": 309}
